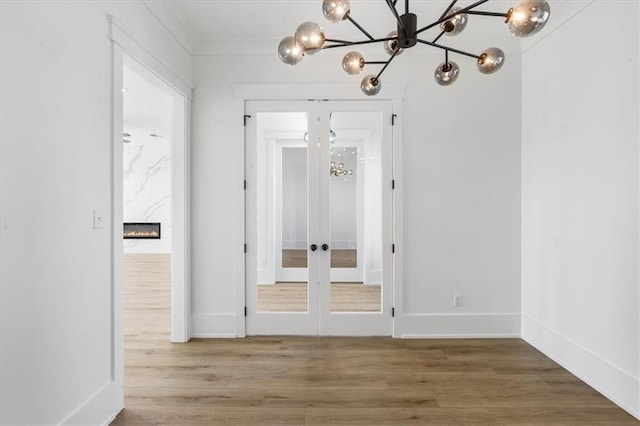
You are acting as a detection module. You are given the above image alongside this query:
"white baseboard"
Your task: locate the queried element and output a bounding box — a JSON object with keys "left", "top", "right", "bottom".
{"left": 60, "top": 380, "right": 123, "bottom": 426}
{"left": 396, "top": 313, "right": 521, "bottom": 338}
{"left": 191, "top": 313, "right": 238, "bottom": 338}
{"left": 522, "top": 314, "right": 640, "bottom": 420}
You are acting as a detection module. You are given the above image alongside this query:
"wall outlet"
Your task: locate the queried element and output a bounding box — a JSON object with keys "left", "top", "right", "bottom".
{"left": 453, "top": 294, "right": 463, "bottom": 308}
{"left": 93, "top": 210, "right": 105, "bottom": 229}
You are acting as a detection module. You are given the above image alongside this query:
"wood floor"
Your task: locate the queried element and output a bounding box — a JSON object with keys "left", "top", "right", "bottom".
{"left": 283, "top": 249, "right": 357, "bottom": 268}
{"left": 258, "top": 282, "right": 381, "bottom": 312}
{"left": 113, "top": 254, "right": 638, "bottom": 425}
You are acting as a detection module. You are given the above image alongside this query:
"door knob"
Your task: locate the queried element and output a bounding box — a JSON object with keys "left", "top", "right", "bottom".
{"left": 321, "top": 244, "right": 329, "bottom": 251}
{"left": 310, "top": 244, "right": 318, "bottom": 252}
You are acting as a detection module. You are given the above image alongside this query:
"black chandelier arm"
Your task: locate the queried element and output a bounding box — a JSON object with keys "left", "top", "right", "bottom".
{"left": 438, "top": 0, "right": 459, "bottom": 22}
{"left": 405, "top": 0, "right": 409, "bottom": 14}
{"left": 384, "top": 0, "right": 407, "bottom": 33}
{"left": 416, "top": 39, "right": 481, "bottom": 60}
{"left": 322, "top": 36, "right": 397, "bottom": 49}
{"left": 416, "top": 0, "right": 490, "bottom": 35}
{"left": 432, "top": 30, "right": 447, "bottom": 44}
{"left": 465, "top": 10, "right": 510, "bottom": 18}
{"left": 363, "top": 61, "right": 389, "bottom": 65}
{"left": 345, "top": 14, "right": 375, "bottom": 40}
{"left": 375, "top": 48, "right": 401, "bottom": 81}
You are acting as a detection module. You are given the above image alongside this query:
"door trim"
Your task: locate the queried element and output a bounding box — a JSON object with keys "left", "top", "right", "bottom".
{"left": 111, "top": 21, "right": 192, "bottom": 344}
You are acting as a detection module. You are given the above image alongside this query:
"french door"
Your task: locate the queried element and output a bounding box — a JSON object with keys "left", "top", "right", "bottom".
{"left": 245, "top": 100, "right": 393, "bottom": 335}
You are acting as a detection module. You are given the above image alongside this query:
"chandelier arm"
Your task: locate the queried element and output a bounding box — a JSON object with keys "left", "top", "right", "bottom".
{"left": 416, "top": 39, "right": 481, "bottom": 60}
{"left": 415, "top": 0, "right": 490, "bottom": 35}
{"left": 465, "top": 10, "right": 510, "bottom": 18}
{"left": 364, "top": 61, "right": 389, "bottom": 65}
{"left": 438, "top": 0, "right": 458, "bottom": 21}
{"left": 384, "top": 0, "right": 407, "bottom": 34}
{"left": 345, "top": 15, "right": 375, "bottom": 40}
{"left": 405, "top": 0, "right": 409, "bottom": 14}
{"left": 322, "top": 37, "right": 397, "bottom": 49}
{"left": 326, "top": 38, "right": 358, "bottom": 44}
{"left": 432, "top": 30, "right": 447, "bottom": 44}
{"left": 375, "top": 48, "right": 400, "bottom": 81}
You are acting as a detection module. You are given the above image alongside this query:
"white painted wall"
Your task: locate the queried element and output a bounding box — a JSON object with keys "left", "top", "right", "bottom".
{"left": 0, "top": 1, "right": 192, "bottom": 424}
{"left": 191, "top": 33, "right": 523, "bottom": 336}
{"left": 521, "top": 1, "right": 640, "bottom": 419}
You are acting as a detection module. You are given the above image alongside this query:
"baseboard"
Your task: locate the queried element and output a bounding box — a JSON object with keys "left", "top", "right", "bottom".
{"left": 60, "top": 380, "right": 123, "bottom": 425}
{"left": 396, "top": 313, "right": 521, "bottom": 338}
{"left": 191, "top": 313, "right": 238, "bottom": 338}
{"left": 522, "top": 314, "right": 640, "bottom": 420}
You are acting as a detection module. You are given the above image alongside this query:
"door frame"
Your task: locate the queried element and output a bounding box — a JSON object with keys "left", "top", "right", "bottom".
{"left": 242, "top": 92, "right": 404, "bottom": 336}
{"left": 110, "top": 18, "right": 193, "bottom": 344}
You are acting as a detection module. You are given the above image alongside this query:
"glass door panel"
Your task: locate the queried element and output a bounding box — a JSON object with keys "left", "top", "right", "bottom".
{"left": 245, "top": 102, "right": 319, "bottom": 335}
{"left": 328, "top": 111, "right": 382, "bottom": 313}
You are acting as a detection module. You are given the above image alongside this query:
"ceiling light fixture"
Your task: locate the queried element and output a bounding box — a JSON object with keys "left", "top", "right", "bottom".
{"left": 278, "top": 0, "right": 551, "bottom": 95}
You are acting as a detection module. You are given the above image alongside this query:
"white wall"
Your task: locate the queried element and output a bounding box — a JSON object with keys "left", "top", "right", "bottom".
{"left": 191, "top": 34, "right": 523, "bottom": 336}
{"left": 521, "top": 1, "right": 640, "bottom": 419}
{"left": 0, "top": 1, "right": 192, "bottom": 424}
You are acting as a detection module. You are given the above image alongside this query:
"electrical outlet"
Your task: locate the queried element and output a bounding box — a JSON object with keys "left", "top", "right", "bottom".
{"left": 93, "top": 210, "right": 105, "bottom": 229}
{"left": 453, "top": 294, "right": 463, "bottom": 308}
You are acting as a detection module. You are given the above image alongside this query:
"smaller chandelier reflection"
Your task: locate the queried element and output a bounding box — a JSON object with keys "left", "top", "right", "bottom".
{"left": 330, "top": 161, "right": 353, "bottom": 177}
{"left": 304, "top": 129, "right": 337, "bottom": 144}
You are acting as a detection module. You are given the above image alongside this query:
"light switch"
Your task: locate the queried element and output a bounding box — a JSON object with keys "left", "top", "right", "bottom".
{"left": 93, "top": 210, "right": 105, "bottom": 229}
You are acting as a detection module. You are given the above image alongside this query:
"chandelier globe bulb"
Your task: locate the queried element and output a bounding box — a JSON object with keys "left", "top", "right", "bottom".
{"left": 383, "top": 31, "right": 404, "bottom": 56}
{"left": 277, "top": 36, "right": 304, "bottom": 65}
{"left": 361, "top": 75, "right": 381, "bottom": 96}
{"left": 441, "top": 7, "right": 468, "bottom": 36}
{"left": 434, "top": 61, "right": 460, "bottom": 86}
{"left": 507, "top": 0, "right": 551, "bottom": 37}
{"left": 295, "top": 22, "right": 326, "bottom": 55}
{"left": 477, "top": 47, "right": 505, "bottom": 74}
{"left": 322, "top": 0, "right": 351, "bottom": 22}
{"left": 342, "top": 51, "right": 364, "bottom": 75}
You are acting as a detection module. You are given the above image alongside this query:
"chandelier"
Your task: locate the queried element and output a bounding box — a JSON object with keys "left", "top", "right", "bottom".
{"left": 278, "top": 0, "right": 551, "bottom": 95}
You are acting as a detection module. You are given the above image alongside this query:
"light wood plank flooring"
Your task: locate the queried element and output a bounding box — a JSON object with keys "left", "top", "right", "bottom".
{"left": 283, "top": 249, "right": 357, "bottom": 268}
{"left": 258, "top": 282, "right": 381, "bottom": 312}
{"left": 113, "top": 254, "right": 638, "bottom": 425}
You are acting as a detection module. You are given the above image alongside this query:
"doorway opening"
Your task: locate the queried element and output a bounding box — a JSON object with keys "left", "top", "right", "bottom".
{"left": 119, "top": 54, "right": 189, "bottom": 343}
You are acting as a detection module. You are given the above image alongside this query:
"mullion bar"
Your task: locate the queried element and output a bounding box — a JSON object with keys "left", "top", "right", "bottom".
{"left": 416, "top": 0, "right": 490, "bottom": 35}
{"left": 385, "top": 0, "right": 406, "bottom": 33}
{"left": 346, "top": 15, "right": 375, "bottom": 40}
{"left": 322, "top": 37, "right": 396, "bottom": 49}
{"left": 417, "top": 39, "right": 481, "bottom": 59}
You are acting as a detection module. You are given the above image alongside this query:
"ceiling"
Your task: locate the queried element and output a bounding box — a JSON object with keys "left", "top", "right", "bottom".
{"left": 165, "top": 0, "right": 528, "bottom": 45}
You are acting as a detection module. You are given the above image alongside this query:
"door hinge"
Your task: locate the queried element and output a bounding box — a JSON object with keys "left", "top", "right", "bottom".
{"left": 392, "top": 114, "right": 397, "bottom": 126}
{"left": 244, "top": 180, "right": 247, "bottom": 190}
{"left": 392, "top": 244, "right": 395, "bottom": 253}
{"left": 244, "top": 306, "right": 247, "bottom": 317}
{"left": 243, "top": 114, "right": 251, "bottom": 126}
{"left": 392, "top": 307, "right": 395, "bottom": 317}
{"left": 244, "top": 243, "right": 247, "bottom": 253}
{"left": 392, "top": 179, "right": 395, "bottom": 190}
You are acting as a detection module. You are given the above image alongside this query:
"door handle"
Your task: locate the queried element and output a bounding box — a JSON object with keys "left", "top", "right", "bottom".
{"left": 321, "top": 244, "right": 329, "bottom": 251}
{"left": 310, "top": 244, "right": 318, "bottom": 252}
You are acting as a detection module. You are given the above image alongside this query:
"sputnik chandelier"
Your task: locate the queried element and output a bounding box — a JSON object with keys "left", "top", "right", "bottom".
{"left": 278, "top": 0, "right": 551, "bottom": 95}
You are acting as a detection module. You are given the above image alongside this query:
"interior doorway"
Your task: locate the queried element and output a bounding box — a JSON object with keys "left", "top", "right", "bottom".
{"left": 119, "top": 54, "right": 189, "bottom": 343}
{"left": 245, "top": 100, "right": 394, "bottom": 336}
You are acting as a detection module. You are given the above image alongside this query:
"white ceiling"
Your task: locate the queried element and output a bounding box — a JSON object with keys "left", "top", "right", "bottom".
{"left": 166, "top": 0, "right": 523, "bottom": 43}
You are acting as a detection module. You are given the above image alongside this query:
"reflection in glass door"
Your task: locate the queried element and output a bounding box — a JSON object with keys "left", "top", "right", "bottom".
{"left": 245, "top": 103, "right": 319, "bottom": 335}
{"left": 328, "top": 111, "right": 382, "bottom": 313}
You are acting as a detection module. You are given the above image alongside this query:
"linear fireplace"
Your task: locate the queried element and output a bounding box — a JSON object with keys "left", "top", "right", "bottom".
{"left": 123, "top": 222, "right": 161, "bottom": 239}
